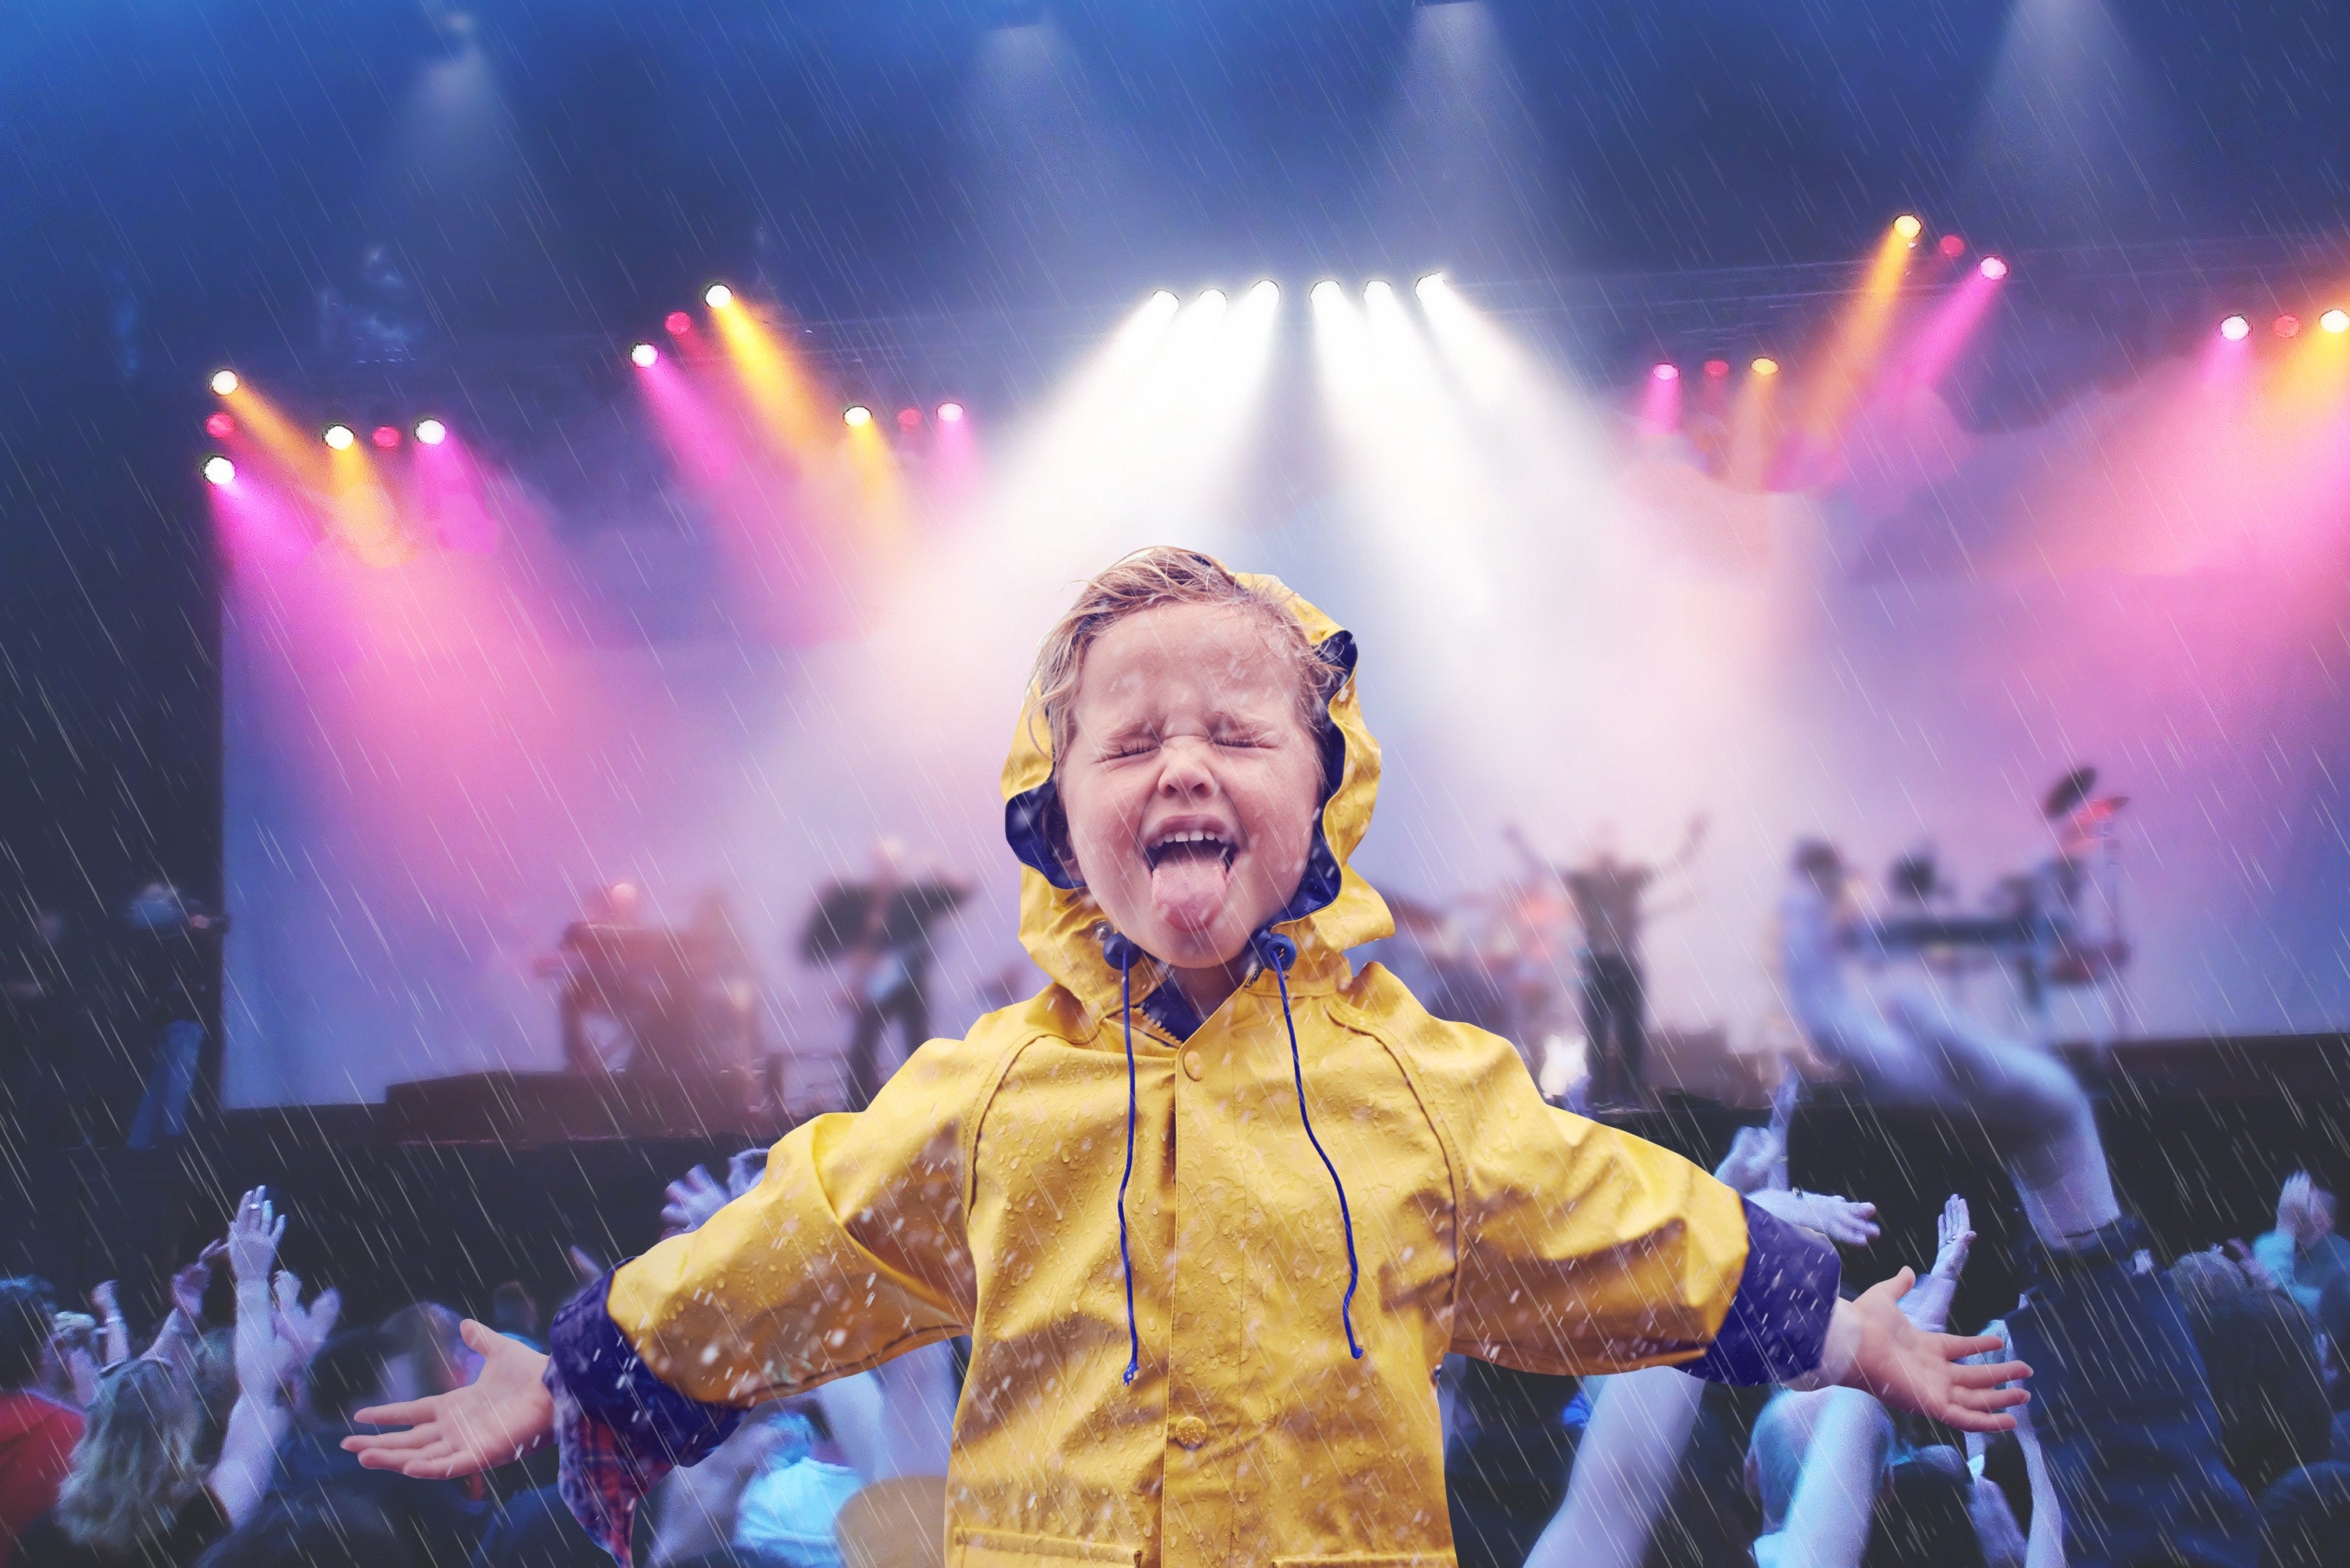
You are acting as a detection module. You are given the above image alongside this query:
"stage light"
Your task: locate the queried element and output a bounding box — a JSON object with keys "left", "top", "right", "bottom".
{"left": 1651, "top": 363, "right": 1679, "bottom": 381}
{"left": 1415, "top": 273, "right": 1445, "bottom": 298}
{"left": 1311, "top": 280, "right": 1342, "bottom": 305}
{"left": 1979, "top": 256, "right": 2008, "bottom": 280}
{"left": 897, "top": 407, "right": 921, "bottom": 431}
{"left": 202, "top": 456, "right": 235, "bottom": 486}
{"left": 630, "top": 342, "right": 659, "bottom": 368}
{"left": 1151, "top": 290, "right": 1179, "bottom": 311}
{"left": 371, "top": 425, "right": 401, "bottom": 450}
{"left": 414, "top": 418, "right": 447, "bottom": 446}
{"left": 210, "top": 370, "right": 239, "bottom": 396}
{"left": 1364, "top": 280, "right": 1394, "bottom": 305}
{"left": 1893, "top": 215, "right": 1922, "bottom": 242}
{"left": 2275, "top": 314, "right": 2301, "bottom": 339}
{"left": 1249, "top": 279, "right": 1279, "bottom": 304}
{"left": 1751, "top": 356, "right": 1780, "bottom": 377}
{"left": 2220, "top": 314, "right": 2251, "bottom": 342}
{"left": 323, "top": 425, "right": 356, "bottom": 450}
{"left": 704, "top": 284, "right": 733, "bottom": 309}
{"left": 843, "top": 405, "right": 872, "bottom": 428}
{"left": 936, "top": 401, "right": 965, "bottom": 424}
{"left": 1198, "top": 287, "right": 1227, "bottom": 308}
{"left": 1704, "top": 359, "right": 1730, "bottom": 379}
{"left": 1938, "top": 234, "right": 1966, "bottom": 258}
{"left": 664, "top": 311, "right": 692, "bottom": 336}
{"left": 205, "top": 412, "right": 235, "bottom": 439}
{"left": 2324, "top": 309, "right": 2350, "bottom": 335}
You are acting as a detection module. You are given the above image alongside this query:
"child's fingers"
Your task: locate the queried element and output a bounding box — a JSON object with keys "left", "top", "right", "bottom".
{"left": 350, "top": 1398, "right": 443, "bottom": 1430}
{"left": 1947, "top": 1357, "right": 2031, "bottom": 1387}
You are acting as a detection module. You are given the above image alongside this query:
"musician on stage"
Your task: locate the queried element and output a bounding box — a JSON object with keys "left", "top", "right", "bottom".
{"left": 797, "top": 840, "right": 969, "bottom": 1110}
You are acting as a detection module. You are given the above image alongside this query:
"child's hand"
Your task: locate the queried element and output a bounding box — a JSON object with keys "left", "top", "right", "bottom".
{"left": 344, "top": 1320, "right": 554, "bottom": 1479}
{"left": 1831, "top": 1269, "right": 2030, "bottom": 1433}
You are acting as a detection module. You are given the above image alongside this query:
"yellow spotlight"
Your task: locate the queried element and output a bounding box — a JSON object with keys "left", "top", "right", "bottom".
{"left": 323, "top": 425, "right": 356, "bottom": 450}
{"left": 2324, "top": 309, "right": 2350, "bottom": 334}
{"left": 705, "top": 283, "right": 734, "bottom": 309}
{"left": 1415, "top": 273, "right": 1445, "bottom": 298}
{"left": 1311, "top": 280, "right": 1343, "bottom": 305}
{"left": 1752, "top": 356, "right": 1781, "bottom": 378}
{"left": 209, "top": 370, "right": 240, "bottom": 396}
{"left": 1893, "top": 214, "right": 1922, "bottom": 242}
{"left": 843, "top": 405, "right": 873, "bottom": 428}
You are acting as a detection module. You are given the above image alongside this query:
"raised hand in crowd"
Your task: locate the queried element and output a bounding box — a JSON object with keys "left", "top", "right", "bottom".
{"left": 1755, "top": 1189, "right": 1882, "bottom": 1248}
{"left": 2223, "top": 1236, "right": 2283, "bottom": 1294}
{"left": 226, "top": 1187, "right": 291, "bottom": 1407}
{"left": 660, "top": 1164, "right": 732, "bottom": 1237}
{"left": 565, "top": 1244, "right": 608, "bottom": 1288}
{"left": 45, "top": 1310, "right": 101, "bottom": 1407}
{"left": 270, "top": 1268, "right": 342, "bottom": 1389}
{"left": 88, "top": 1280, "right": 128, "bottom": 1368}
{"left": 1896, "top": 1194, "right": 1974, "bottom": 1335}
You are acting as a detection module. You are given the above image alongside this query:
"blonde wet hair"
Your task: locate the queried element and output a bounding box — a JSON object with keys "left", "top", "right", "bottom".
{"left": 55, "top": 1357, "right": 209, "bottom": 1554}
{"left": 1030, "top": 547, "right": 1342, "bottom": 769}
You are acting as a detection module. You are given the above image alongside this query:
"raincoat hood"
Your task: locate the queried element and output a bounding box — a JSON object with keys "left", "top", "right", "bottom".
{"left": 1000, "top": 566, "right": 1394, "bottom": 1020}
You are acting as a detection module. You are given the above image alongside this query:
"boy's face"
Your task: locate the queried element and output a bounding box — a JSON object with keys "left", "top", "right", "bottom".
{"left": 1058, "top": 603, "right": 1324, "bottom": 974}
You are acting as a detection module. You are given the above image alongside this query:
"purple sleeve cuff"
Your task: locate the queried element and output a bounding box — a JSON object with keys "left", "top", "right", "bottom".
{"left": 1684, "top": 1197, "right": 1842, "bottom": 1385}
{"left": 546, "top": 1271, "right": 744, "bottom": 1564}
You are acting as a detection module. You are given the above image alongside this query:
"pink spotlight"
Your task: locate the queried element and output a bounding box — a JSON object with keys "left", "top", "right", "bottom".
{"left": 664, "top": 311, "right": 692, "bottom": 336}
{"left": 1939, "top": 234, "right": 1966, "bottom": 258}
{"left": 936, "top": 401, "right": 966, "bottom": 424}
{"left": 897, "top": 407, "right": 921, "bottom": 431}
{"left": 202, "top": 456, "right": 236, "bottom": 487}
{"left": 2220, "top": 314, "right": 2251, "bottom": 342}
{"left": 414, "top": 418, "right": 448, "bottom": 446}
{"left": 1979, "top": 256, "right": 2008, "bottom": 280}
{"left": 1703, "top": 359, "right": 1730, "bottom": 380}
{"left": 630, "top": 342, "right": 660, "bottom": 368}
{"left": 205, "top": 411, "right": 235, "bottom": 439}
{"left": 1650, "top": 362, "right": 1680, "bottom": 382}
{"left": 371, "top": 425, "right": 401, "bottom": 450}
{"left": 2274, "top": 314, "right": 2301, "bottom": 339}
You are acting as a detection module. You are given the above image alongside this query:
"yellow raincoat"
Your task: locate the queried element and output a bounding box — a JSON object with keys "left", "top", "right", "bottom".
{"left": 605, "top": 577, "right": 1761, "bottom": 1567}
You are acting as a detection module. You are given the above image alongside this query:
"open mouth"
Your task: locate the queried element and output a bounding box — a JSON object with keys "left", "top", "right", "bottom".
{"left": 1143, "top": 826, "right": 1240, "bottom": 934}
{"left": 1143, "top": 828, "right": 1237, "bottom": 872}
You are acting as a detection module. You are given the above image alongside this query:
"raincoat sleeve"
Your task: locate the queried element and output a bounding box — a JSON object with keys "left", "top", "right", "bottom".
{"left": 1433, "top": 1025, "right": 1837, "bottom": 1383}
{"left": 543, "top": 1033, "right": 995, "bottom": 1561}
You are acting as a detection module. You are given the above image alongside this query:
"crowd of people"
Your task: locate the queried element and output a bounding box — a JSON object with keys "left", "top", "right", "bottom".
{"left": 3, "top": 870, "right": 2349, "bottom": 1568}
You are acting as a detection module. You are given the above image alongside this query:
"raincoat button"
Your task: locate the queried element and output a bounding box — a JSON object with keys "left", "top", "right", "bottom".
{"left": 1170, "top": 1414, "right": 1210, "bottom": 1449}
{"left": 1181, "top": 1050, "right": 1205, "bottom": 1081}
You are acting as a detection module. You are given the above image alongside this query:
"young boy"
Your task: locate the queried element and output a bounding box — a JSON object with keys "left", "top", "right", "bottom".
{"left": 347, "top": 550, "right": 2026, "bottom": 1566}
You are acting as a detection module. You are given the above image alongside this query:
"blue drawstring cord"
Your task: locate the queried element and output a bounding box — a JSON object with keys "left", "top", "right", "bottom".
{"left": 1101, "top": 928, "right": 1144, "bottom": 1385}
{"left": 1097, "top": 925, "right": 1364, "bottom": 1378}
{"left": 1252, "top": 930, "right": 1365, "bottom": 1360}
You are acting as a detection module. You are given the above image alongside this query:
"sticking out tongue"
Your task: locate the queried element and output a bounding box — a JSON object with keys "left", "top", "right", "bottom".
{"left": 1150, "top": 842, "right": 1233, "bottom": 934}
